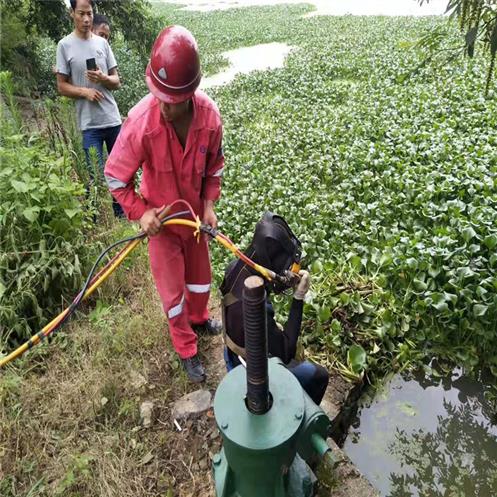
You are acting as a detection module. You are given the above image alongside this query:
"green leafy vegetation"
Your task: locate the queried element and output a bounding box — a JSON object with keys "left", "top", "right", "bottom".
{"left": 154, "top": 5, "right": 497, "bottom": 382}
{"left": 0, "top": 0, "right": 160, "bottom": 96}
{"left": 1, "top": 4, "right": 496, "bottom": 495}
{"left": 112, "top": 38, "right": 149, "bottom": 116}
{"left": 0, "top": 72, "right": 92, "bottom": 345}
{"left": 417, "top": 0, "right": 497, "bottom": 94}
{"left": 2, "top": 2, "right": 495, "bottom": 384}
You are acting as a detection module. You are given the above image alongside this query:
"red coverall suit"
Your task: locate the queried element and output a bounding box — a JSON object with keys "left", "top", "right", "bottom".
{"left": 104, "top": 91, "right": 224, "bottom": 359}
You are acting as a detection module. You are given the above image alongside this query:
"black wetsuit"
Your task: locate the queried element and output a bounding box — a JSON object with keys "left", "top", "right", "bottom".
{"left": 221, "top": 260, "right": 329, "bottom": 405}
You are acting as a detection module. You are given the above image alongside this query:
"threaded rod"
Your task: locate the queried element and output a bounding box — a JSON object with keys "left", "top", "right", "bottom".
{"left": 243, "top": 275, "right": 270, "bottom": 414}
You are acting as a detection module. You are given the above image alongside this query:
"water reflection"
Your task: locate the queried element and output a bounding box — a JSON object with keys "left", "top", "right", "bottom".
{"left": 343, "top": 369, "right": 497, "bottom": 497}
{"left": 200, "top": 42, "right": 292, "bottom": 89}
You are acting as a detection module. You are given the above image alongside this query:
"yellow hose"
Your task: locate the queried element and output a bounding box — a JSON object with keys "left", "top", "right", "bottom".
{"left": 0, "top": 218, "right": 274, "bottom": 369}
{"left": 214, "top": 234, "right": 274, "bottom": 281}
{"left": 0, "top": 237, "right": 142, "bottom": 368}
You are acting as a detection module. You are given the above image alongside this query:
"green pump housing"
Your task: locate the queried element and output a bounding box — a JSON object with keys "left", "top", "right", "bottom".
{"left": 213, "top": 275, "right": 332, "bottom": 496}
{"left": 213, "top": 358, "right": 331, "bottom": 497}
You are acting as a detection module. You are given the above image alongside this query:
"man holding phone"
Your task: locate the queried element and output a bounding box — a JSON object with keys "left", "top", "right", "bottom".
{"left": 56, "top": 0, "right": 124, "bottom": 218}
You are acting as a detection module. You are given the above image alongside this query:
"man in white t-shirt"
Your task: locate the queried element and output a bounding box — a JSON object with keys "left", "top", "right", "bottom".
{"left": 56, "top": 0, "right": 124, "bottom": 218}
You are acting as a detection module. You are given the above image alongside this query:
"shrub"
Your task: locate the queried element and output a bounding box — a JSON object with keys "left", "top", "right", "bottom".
{"left": 35, "top": 37, "right": 58, "bottom": 100}
{"left": 112, "top": 38, "right": 149, "bottom": 116}
{"left": 0, "top": 72, "right": 90, "bottom": 346}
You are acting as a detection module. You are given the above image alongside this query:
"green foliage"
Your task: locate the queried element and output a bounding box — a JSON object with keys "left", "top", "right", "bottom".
{"left": 112, "top": 37, "right": 149, "bottom": 116}
{"left": 158, "top": 6, "right": 497, "bottom": 381}
{"left": 0, "top": 1, "right": 39, "bottom": 92}
{"left": 55, "top": 454, "right": 94, "bottom": 496}
{"left": 35, "top": 37, "right": 58, "bottom": 100}
{"left": 94, "top": 0, "right": 164, "bottom": 57}
{"left": 0, "top": 72, "right": 90, "bottom": 346}
{"left": 0, "top": 0, "right": 160, "bottom": 95}
{"left": 0, "top": 0, "right": 158, "bottom": 50}
{"left": 418, "top": 0, "right": 497, "bottom": 94}
{"left": 26, "top": 0, "right": 71, "bottom": 42}
{"left": 42, "top": 97, "right": 88, "bottom": 183}
{"left": 0, "top": 1, "right": 29, "bottom": 61}
{"left": 347, "top": 344, "right": 367, "bottom": 375}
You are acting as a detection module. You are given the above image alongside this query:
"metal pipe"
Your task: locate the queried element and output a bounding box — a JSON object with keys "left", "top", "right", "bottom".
{"left": 311, "top": 433, "right": 331, "bottom": 457}
{"left": 243, "top": 275, "right": 270, "bottom": 414}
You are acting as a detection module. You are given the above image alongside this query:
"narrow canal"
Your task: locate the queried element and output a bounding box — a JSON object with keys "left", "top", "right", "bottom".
{"left": 343, "top": 369, "right": 497, "bottom": 496}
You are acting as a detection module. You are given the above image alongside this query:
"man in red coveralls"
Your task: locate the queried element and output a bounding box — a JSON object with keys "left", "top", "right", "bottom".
{"left": 104, "top": 26, "right": 224, "bottom": 383}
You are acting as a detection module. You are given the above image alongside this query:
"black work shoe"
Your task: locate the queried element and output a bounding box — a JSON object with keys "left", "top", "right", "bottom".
{"left": 191, "top": 319, "right": 222, "bottom": 336}
{"left": 181, "top": 354, "right": 206, "bottom": 383}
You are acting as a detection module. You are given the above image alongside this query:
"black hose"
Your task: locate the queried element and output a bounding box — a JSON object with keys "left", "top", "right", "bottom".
{"left": 243, "top": 275, "right": 270, "bottom": 415}
{"left": 46, "top": 210, "right": 191, "bottom": 337}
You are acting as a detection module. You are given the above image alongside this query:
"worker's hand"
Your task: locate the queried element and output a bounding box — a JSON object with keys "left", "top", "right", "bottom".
{"left": 86, "top": 67, "right": 107, "bottom": 84}
{"left": 293, "top": 270, "right": 310, "bottom": 300}
{"left": 203, "top": 201, "right": 217, "bottom": 229}
{"left": 83, "top": 88, "right": 104, "bottom": 102}
{"left": 139, "top": 206, "right": 164, "bottom": 237}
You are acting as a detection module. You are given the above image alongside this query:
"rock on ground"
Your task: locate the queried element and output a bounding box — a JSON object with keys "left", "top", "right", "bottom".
{"left": 172, "top": 389, "right": 212, "bottom": 421}
{"left": 140, "top": 400, "right": 155, "bottom": 428}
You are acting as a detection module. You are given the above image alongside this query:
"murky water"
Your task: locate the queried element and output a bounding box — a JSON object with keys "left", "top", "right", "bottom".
{"left": 200, "top": 42, "right": 292, "bottom": 89}
{"left": 343, "top": 369, "right": 497, "bottom": 497}
{"left": 158, "top": 0, "right": 448, "bottom": 16}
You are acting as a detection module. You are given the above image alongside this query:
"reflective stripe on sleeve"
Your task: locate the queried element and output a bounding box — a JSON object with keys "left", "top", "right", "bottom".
{"left": 105, "top": 175, "right": 128, "bottom": 190}
{"left": 186, "top": 283, "right": 211, "bottom": 293}
{"left": 167, "top": 295, "right": 185, "bottom": 319}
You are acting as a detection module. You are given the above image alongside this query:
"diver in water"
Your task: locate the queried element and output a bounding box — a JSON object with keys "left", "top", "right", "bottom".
{"left": 220, "top": 212, "right": 329, "bottom": 405}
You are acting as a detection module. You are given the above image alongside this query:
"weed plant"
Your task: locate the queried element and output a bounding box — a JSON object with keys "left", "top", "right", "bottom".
{"left": 0, "top": 72, "right": 94, "bottom": 347}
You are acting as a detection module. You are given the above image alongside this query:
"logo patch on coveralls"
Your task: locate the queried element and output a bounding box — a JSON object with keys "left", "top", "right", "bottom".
{"left": 199, "top": 145, "right": 207, "bottom": 154}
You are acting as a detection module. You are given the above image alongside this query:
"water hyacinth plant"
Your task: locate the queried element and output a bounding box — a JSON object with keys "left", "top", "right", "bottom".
{"left": 152, "top": 4, "right": 497, "bottom": 382}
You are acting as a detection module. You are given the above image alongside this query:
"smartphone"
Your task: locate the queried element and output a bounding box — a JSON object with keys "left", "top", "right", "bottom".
{"left": 86, "top": 58, "right": 97, "bottom": 71}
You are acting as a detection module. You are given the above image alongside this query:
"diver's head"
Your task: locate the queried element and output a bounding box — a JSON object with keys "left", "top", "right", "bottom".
{"left": 247, "top": 212, "right": 302, "bottom": 293}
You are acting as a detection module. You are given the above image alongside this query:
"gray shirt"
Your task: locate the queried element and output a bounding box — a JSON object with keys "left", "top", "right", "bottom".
{"left": 56, "top": 33, "right": 122, "bottom": 131}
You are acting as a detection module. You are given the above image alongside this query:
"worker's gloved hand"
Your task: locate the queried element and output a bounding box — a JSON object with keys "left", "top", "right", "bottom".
{"left": 139, "top": 205, "right": 164, "bottom": 236}
{"left": 293, "top": 270, "right": 310, "bottom": 300}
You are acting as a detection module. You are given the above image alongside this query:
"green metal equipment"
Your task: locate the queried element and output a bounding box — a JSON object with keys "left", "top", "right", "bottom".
{"left": 213, "top": 276, "right": 332, "bottom": 497}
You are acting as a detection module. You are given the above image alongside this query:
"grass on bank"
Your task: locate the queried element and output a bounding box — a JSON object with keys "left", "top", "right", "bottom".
{"left": 1, "top": 239, "right": 222, "bottom": 497}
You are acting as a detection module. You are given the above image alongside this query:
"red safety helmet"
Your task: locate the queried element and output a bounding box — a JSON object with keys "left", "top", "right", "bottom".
{"left": 145, "top": 25, "right": 201, "bottom": 104}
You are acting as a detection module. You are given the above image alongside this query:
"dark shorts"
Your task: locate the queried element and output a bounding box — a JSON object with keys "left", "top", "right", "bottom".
{"left": 224, "top": 347, "right": 329, "bottom": 406}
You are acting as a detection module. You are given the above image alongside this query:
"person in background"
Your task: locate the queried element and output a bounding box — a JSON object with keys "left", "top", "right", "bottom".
{"left": 56, "top": 0, "right": 124, "bottom": 218}
{"left": 92, "top": 14, "right": 111, "bottom": 41}
{"left": 220, "top": 212, "right": 329, "bottom": 406}
{"left": 50, "top": 14, "right": 110, "bottom": 76}
{"left": 104, "top": 26, "right": 225, "bottom": 383}
{"left": 53, "top": 14, "right": 111, "bottom": 70}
